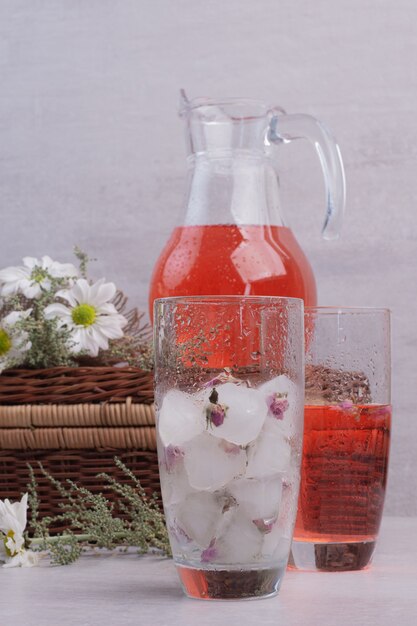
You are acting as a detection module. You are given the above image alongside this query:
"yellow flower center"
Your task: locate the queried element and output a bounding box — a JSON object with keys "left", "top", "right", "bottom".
{"left": 71, "top": 304, "right": 97, "bottom": 327}
{"left": 4, "top": 529, "right": 15, "bottom": 557}
{"left": 0, "top": 328, "right": 12, "bottom": 356}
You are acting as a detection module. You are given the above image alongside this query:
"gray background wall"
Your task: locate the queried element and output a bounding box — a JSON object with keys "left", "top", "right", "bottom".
{"left": 0, "top": 1, "right": 416, "bottom": 514}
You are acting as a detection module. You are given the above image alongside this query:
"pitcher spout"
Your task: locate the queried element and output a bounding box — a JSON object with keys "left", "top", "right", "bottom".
{"left": 179, "top": 88, "right": 191, "bottom": 118}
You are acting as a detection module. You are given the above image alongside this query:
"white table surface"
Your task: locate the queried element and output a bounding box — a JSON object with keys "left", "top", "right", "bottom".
{"left": 1, "top": 517, "right": 416, "bottom": 626}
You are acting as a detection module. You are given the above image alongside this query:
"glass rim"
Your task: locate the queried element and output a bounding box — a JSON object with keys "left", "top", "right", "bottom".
{"left": 181, "top": 97, "right": 276, "bottom": 120}
{"left": 305, "top": 306, "right": 391, "bottom": 315}
{"left": 154, "top": 295, "right": 303, "bottom": 307}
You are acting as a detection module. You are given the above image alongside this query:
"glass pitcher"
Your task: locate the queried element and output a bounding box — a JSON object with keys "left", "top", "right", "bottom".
{"left": 149, "top": 92, "right": 345, "bottom": 317}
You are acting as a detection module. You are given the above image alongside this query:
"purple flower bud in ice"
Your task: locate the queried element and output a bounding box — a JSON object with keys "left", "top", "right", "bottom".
{"left": 206, "top": 387, "right": 228, "bottom": 428}
{"left": 253, "top": 517, "right": 277, "bottom": 534}
{"left": 201, "top": 539, "right": 217, "bottom": 563}
{"left": 209, "top": 404, "right": 226, "bottom": 427}
{"left": 267, "top": 394, "right": 289, "bottom": 420}
{"left": 203, "top": 375, "right": 223, "bottom": 388}
{"left": 164, "top": 444, "right": 184, "bottom": 472}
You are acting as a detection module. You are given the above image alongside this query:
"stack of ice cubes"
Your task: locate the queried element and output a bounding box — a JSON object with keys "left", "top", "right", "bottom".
{"left": 157, "top": 375, "right": 300, "bottom": 568}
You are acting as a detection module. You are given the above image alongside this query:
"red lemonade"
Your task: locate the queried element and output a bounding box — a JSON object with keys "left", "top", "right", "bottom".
{"left": 149, "top": 224, "right": 317, "bottom": 317}
{"left": 293, "top": 403, "right": 391, "bottom": 561}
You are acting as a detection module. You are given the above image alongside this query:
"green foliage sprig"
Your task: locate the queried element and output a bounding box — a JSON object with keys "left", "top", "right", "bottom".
{"left": 26, "top": 458, "right": 170, "bottom": 566}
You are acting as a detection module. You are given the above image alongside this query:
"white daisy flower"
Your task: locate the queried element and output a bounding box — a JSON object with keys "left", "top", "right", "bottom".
{"left": 0, "top": 256, "right": 78, "bottom": 299}
{"left": 44, "top": 278, "right": 127, "bottom": 357}
{"left": 0, "top": 493, "right": 38, "bottom": 568}
{"left": 0, "top": 493, "right": 27, "bottom": 541}
{"left": 0, "top": 310, "right": 32, "bottom": 373}
{"left": 2, "top": 550, "right": 39, "bottom": 568}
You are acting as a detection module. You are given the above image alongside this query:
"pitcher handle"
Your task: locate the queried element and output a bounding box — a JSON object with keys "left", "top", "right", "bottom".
{"left": 269, "top": 113, "right": 346, "bottom": 240}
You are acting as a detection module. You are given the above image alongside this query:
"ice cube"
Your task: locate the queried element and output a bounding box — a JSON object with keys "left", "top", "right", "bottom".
{"left": 175, "top": 491, "right": 235, "bottom": 549}
{"left": 215, "top": 509, "right": 263, "bottom": 564}
{"left": 246, "top": 418, "right": 292, "bottom": 479}
{"left": 159, "top": 457, "right": 197, "bottom": 507}
{"left": 165, "top": 509, "right": 193, "bottom": 553}
{"left": 158, "top": 389, "right": 206, "bottom": 447}
{"left": 183, "top": 431, "right": 247, "bottom": 490}
{"left": 205, "top": 382, "right": 268, "bottom": 445}
{"left": 174, "top": 492, "right": 220, "bottom": 547}
{"left": 259, "top": 375, "right": 301, "bottom": 438}
{"left": 260, "top": 375, "right": 298, "bottom": 402}
{"left": 228, "top": 475, "right": 283, "bottom": 520}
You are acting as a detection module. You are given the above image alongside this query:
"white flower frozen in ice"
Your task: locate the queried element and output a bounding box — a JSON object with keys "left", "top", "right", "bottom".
{"left": 44, "top": 278, "right": 127, "bottom": 357}
{"left": 0, "top": 256, "right": 78, "bottom": 299}
{"left": 0, "top": 493, "right": 38, "bottom": 568}
{"left": 0, "top": 310, "right": 32, "bottom": 373}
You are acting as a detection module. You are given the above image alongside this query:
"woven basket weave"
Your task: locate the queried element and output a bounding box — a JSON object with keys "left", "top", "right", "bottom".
{"left": 0, "top": 366, "right": 160, "bottom": 527}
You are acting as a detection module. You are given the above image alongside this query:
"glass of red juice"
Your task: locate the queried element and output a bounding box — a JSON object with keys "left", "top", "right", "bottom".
{"left": 290, "top": 307, "right": 391, "bottom": 571}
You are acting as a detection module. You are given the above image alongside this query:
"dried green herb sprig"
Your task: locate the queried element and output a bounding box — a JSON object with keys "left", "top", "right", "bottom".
{"left": 26, "top": 458, "right": 170, "bottom": 566}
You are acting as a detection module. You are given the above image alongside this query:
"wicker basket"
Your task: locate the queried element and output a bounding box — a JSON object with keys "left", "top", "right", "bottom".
{"left": 0, "top": 366, "right": 160, "bottom": 527}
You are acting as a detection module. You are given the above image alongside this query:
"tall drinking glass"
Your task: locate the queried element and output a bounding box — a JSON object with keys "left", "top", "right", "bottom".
{"left": 291, "top": 307, "right": 391, "bottom": 571}
{"left": 154, "top": 296, "right": 304, "bottom": 600}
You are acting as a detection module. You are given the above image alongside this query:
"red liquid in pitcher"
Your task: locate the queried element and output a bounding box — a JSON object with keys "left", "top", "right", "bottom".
{"left": 294, "top": 403, "right": 391, "bottom": 544}
{"left": 149, "top": 224, "right": 317, "bottom": 317}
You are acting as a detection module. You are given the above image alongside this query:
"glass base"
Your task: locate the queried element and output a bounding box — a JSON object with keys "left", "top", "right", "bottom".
{"left": 289, "top": 539, "right": 376, "bottom": 571}
{"left": 176, "top": 564, "right": 285, "bottom": 600}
